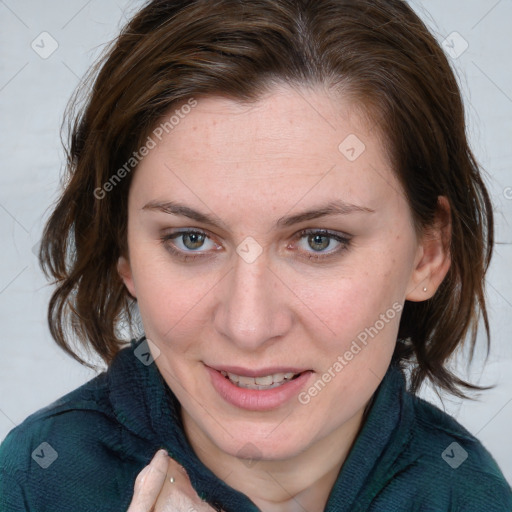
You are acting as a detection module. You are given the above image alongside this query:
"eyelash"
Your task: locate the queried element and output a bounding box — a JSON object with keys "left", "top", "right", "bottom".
{"left": 160, "top": 229, "right": 352, "bottom": 262}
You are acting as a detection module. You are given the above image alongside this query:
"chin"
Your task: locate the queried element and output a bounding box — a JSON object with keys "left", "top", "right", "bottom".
{"left": 207, "top": 418, "right": 320, "bottom": 462}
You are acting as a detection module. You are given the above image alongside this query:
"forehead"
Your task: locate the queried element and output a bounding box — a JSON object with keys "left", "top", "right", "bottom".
{"left": 157, "top": 86, "right": 378, "bottom": 163}
{"left": 131, "top": 85, "right": 403, "bottom": 218}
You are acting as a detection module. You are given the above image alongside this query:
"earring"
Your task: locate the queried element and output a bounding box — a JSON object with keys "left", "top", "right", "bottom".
{"left": 423, "top": 287, "right": 428, "bottom": 292}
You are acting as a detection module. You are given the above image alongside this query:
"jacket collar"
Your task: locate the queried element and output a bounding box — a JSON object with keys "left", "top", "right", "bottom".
{"left": 325, "top": 364, "right": 415, "bottom": 510}
{"left": 108, "top": 337, "right": 414, "bottom": 511}
{"left": 108, "top": 337, "right": 258, "bottom": 510}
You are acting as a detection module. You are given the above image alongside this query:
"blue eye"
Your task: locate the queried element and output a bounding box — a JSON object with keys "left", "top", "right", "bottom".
{"left": 176, "top": 232, "right": 208, "bottom": 251}
{"left": 295, "top": 229, "right": 351, "bottom": 260}
{"left": 306, "top": 233, "right": 334, "bottom": 251}
{"left": 160, "top": 228, "right": 351, "bottom": 263}
{"left": 161, "top": 230, "right": 220, "bottom": 261}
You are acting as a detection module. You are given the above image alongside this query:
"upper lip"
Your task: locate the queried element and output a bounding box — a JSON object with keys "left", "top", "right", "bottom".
{"left": 206, "top": 364, "right": 312, "bottom": 378}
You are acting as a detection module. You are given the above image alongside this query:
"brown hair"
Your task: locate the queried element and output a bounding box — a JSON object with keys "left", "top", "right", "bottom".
{"left": 40, "top": 0, "right": 493, "bottom": 398}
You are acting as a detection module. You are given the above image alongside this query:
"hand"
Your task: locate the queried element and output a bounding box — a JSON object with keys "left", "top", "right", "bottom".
{"left": 127, "top": 449, "right": 218, "bottom": 512}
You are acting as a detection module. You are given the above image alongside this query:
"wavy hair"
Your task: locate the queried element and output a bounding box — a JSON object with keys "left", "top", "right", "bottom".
{"left": 40, "top": 0, "right": 494, "bottom": 398}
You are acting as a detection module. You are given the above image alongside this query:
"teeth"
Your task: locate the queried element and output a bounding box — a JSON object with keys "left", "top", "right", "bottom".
{"left": 255, "top": 375, "right": 273, "bottom": 385}
{"left": 219, "top": 370, "right": 301, "bottom": 389}
{"left": 238, "top": 375, "right": 255, "bottom": 386}
{"left": 272, "top": 372, "right": 285, "bottom": 383}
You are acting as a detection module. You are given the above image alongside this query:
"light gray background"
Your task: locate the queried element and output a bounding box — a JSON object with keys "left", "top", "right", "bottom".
{"left": 1, "top": 0, "right": 511, "bottom": 483}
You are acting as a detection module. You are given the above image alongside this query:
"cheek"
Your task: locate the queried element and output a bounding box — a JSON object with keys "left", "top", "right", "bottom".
{"left": 292, "top": 261, "right": 402, "bottom": 342}
{"left": 130, "top": 253, "right": 219, "bottom": 348}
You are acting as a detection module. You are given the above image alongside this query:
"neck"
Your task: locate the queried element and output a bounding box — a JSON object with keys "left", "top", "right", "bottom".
{"left": 182, "top": 406, "right": 368, "bottom": 512}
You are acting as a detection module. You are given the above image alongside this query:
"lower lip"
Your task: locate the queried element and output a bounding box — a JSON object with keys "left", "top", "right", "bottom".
{"left": 206, "top": 366, "right": 313, "bottom": 411}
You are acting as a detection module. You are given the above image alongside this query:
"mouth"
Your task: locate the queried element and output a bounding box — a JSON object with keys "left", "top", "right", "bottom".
{"left": 206, "top": 364, "right": 313, "bottom": 411}
{"left": 219, "top": 370, "right": 303, "bottom": 390}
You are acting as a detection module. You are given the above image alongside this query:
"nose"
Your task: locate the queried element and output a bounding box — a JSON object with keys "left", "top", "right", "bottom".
{"left": 213, "top": 252, "right": 293, "bottom": 352}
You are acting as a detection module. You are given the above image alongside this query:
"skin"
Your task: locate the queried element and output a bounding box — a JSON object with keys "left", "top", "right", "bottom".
{"left": 128, "top": 451, "right": 213, "bottom": 512}
{"left": 119, "top": 84, "right": 451, "bottom": 511}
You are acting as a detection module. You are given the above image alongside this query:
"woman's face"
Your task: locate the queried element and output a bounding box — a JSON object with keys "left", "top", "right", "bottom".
{"left": 119, "top": 85, "right": 433, "bottom": 462}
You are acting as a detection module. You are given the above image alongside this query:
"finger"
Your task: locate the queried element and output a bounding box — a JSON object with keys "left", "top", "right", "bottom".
{"left": 154, "top": 457, "right": 216, "bottom": 512}
{"left": 127, "top": 449, "right": 169, "bottom": 512}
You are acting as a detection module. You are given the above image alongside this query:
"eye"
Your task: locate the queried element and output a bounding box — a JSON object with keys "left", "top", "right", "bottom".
{"left": 292, "top": 229, "right": 351, "bottom": 260}
{"left": 161, "top": 228, "right": 351, "bottom": 263}
{"left": 160, "top": 229, "right": 221, "bottom": 261}
{"left": 175, "top": 232, "right": 210, "bottom": 251}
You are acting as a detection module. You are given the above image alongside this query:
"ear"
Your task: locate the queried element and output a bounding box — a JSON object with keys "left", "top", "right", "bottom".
{"left": 117, "top": 256, "right": 137, "bottom": 299}
{"left": 406, "top": 196, "right": 451, "bottom": 302}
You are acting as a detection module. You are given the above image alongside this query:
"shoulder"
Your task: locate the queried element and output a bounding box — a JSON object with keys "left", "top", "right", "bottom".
{"left": 393, "top": 392, "right": 512, "bottom": 511}
{"left": 410, "top": 394, "right": 505, "bottom": 478}
{"left": 0, "top": 373, "right": 112, "bottom": 472}
{"left": 0, "top": 341, "right": 164, "bottom": 511}
{"left": 0, "top": 371, "right": 138, "bottom": 511}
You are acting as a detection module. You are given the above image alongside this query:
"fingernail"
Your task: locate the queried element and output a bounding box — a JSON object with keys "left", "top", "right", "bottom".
{"left": 155, "top": 449, "right": 168, "bottom": 459}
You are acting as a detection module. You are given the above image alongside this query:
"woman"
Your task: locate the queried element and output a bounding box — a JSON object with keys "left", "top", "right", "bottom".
{"left": 1, "top": 0, "right": 510, "bottom": 510}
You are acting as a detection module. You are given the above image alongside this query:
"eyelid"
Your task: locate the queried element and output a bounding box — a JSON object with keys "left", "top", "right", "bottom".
{"left": 160, "top": 227, "right": 352, "bottom": 262}
{"left": 289, "top": 228, "right": 352, "bottom": 260}
{"left": 294, "top": 228, "right": 352, "bottom": 241}
{"left": 160, "top": 228, "right": 221, "bottom": 260}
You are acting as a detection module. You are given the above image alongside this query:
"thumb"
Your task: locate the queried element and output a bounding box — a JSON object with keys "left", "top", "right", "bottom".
{"left": 127, "top": 449, "right": 169, "bottom": 512}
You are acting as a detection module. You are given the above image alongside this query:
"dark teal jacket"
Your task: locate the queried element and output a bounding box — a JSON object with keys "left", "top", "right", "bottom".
{"left": 1, "top": 337, "right": 511, "bottom": 511}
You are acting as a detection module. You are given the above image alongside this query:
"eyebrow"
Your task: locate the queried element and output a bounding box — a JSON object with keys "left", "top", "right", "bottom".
{"left": 142, "top": 199, "right": 375, "bottom": 230}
